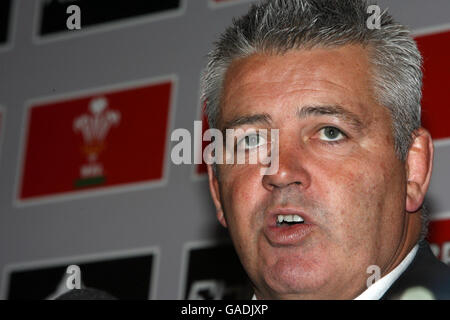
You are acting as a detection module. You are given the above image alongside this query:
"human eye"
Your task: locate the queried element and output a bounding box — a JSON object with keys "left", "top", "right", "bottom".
{"left": 237, "top": 132, "right": 267, "bottom": 150}
{"left": 318, "top": 126, "right": 347, "bottom": 143}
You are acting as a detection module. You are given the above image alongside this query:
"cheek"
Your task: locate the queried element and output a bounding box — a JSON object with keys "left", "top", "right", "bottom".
{"left": 219, "top": 166, "right": 266, "bottom": 263}
{"left": 220, "top": 165, "right": 263, "bottom": 230}
{"left": 315, "top": 156, "right": 403, "bottom": 244}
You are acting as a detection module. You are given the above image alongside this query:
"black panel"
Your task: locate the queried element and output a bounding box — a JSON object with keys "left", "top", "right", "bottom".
{"left": 184, "top": 243, "right": 253, "bottom": 300}
{"left": 0, "top": 0, "right": 12, "bottom": 44}
{"left": 39, "top": 0, "right": 181, "bottom": 36}
{"left": 8, "top": 254, "right": 154, "bottom": 300}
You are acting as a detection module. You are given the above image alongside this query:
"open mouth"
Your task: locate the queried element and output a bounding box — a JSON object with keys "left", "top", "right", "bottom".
{"left": 276, "top": 214, "right": 305, "bottom": 226}
{"left": 265, "top": 212, "right": 314, "bottom": 245}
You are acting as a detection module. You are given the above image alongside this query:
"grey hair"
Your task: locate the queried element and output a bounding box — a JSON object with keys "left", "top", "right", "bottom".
{"left": 201, "top": 0, "right": 423, "bottom": 161}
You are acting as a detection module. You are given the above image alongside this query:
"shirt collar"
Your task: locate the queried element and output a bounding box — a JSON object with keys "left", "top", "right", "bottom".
{"left": 354, "top": 244, "right": 418, "bottom": 300}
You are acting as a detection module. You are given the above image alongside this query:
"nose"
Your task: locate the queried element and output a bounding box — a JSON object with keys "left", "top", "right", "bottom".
{"left": 262, "top": 142, "right": 311, "bottom": 191}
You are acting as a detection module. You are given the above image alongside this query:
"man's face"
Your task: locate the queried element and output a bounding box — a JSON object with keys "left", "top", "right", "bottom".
{"left": 210, "top": 45, "right": 411, "bottom": 299}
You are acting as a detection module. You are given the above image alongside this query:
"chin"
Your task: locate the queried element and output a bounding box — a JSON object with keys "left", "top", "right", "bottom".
{"left": 261, "top": 257, "right": 332, "bottom": 298}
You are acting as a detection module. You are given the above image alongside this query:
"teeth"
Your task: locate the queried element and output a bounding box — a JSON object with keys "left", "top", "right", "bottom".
{"left": 276, "top": 214, "right": 304, "bottom": 224}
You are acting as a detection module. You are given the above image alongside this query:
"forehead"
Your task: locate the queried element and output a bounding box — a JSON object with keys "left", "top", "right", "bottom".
{"left": 220, "top": 45, "right": 379, "bottom": 124}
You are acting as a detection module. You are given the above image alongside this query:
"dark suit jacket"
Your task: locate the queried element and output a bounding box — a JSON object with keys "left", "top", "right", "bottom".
{"left": 381, "top": 241, "right": 450, "bottom": 300}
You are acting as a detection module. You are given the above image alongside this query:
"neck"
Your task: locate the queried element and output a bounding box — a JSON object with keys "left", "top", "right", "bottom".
{"left": 382, "top": 210, "right": 422, "bottom": 277}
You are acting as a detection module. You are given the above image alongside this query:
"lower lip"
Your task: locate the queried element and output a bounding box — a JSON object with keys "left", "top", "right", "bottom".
{"left": 264, "top": 223, "right": 315, "bottom": 246}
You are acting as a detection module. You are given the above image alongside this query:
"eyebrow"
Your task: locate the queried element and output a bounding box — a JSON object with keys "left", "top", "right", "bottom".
{"left": 297, "top": 105, "right": 365, "bottom": 131}
{"left": 221, "top": 113, "right": 273, "bottom": 131}
{"left": 220, "top": 104, "right": 365, "bottom": 132}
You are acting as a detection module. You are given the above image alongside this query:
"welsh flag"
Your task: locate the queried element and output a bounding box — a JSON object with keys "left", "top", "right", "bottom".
{"left": 19, "top": 79, "right": 173, "bottom": 201}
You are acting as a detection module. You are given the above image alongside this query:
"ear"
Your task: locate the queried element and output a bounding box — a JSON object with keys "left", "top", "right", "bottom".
{"left": 405, "top": 128, "right": 434, "bottom": 213}
{"left": 207, "top": 164, "right": 228, "bottom": 228}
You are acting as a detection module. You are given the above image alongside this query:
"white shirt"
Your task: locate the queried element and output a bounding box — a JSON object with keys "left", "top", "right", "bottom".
{"left": 251, "top": 245, "right": 419, "bottom": 300}
{"left": 355, "top": 245, "right": 418, "bottom": 300}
